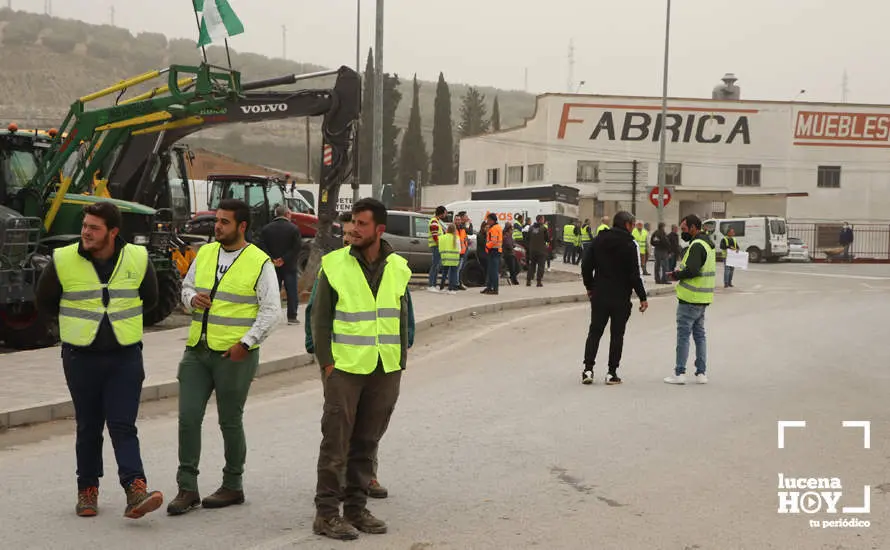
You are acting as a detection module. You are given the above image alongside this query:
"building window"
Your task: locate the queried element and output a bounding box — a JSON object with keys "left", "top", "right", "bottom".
{"left": 528, "top": 163, "right": 544, "bottom": 182}
{"left": 507, "top": 165, "right": 523, "bottom": 184}
{"left": 817, "top": 166, "right": 841, "bottom": 189}
{"left": 576, "top": 160, "right": 600, "bottom": 183}
{"left": 664, "top": 163, "right": 682, "bottom": 187}
{"left": 464, "top": 170, "right": 476, "bottom": 186}
{"left": 486, "top": 168, "right": 500, "bottom": 186}
{"left": 737, "top": 164, "right": 761, "bottom": 187}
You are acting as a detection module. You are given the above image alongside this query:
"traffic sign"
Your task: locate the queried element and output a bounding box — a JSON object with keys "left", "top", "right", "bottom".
{"left": 649, "top": 186, "right": 672, "bottom": 207}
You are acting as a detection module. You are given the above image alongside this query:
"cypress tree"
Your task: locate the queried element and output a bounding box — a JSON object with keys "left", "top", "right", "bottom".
{"left": 431, "top": 72, "right": 455, "bottom": 185}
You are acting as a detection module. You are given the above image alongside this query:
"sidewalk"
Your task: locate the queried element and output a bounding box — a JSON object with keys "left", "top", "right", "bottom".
{"left": 0, "top": 276, "right": 673, "bottom": 430}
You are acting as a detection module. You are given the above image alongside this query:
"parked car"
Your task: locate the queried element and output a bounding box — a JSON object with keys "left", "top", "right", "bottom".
{"left": 383, "top": 210, "right": 436, "bottom": 273}
{"left": 784, "top": 237, "right": 811, "bottom": 262}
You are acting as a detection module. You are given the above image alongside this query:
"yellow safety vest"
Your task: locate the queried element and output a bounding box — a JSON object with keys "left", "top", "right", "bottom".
{"left": 186, "top": 242, "right": 270, "bottom": 352}
{"left": 632, "top": 228, "right": 649, "bottom": 253}
{"left": 512, "top": 225, "right": 523, "bottom": 242}
{"left": 439, "top": 233, "right": 460, "bottom": 267}
{"left": 54, "top": 242, "right": 148, "bottom": 347}
{"left": 596, "top": 223, "right": 609, "bottom": 235}
{"left": 563, "top": 224, "right": 576, "bottom": 246}
{"left": 322, "top": 247, "right": 411, "bottom": 375}
{"left": 581, "top": 225, "right": 592, "bottom": 243}
{"left": 676, "top": 239, "right": 716, "bottom": 304}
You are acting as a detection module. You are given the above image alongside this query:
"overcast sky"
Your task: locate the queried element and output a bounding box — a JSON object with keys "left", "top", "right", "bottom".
{"left": 26, "top": 0, "right": 890, "bottom": 104}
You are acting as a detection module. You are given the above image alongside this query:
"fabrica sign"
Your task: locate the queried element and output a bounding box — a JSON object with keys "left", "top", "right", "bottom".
{"left": 240, "top": 103, "right": 289, "bottom": 115}
{"left": 557, "top": 103, "right": 756, "bottom": 145}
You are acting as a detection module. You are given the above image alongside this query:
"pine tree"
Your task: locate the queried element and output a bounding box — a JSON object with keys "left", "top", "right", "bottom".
{"left": 382, "top": 73, "right": 402, "bottom": 189}
{"left": 430, "top": 72, "right": 455, "bottom": 186}
{"left": 397, "top": 75, "right": 429, "bottom": 207}
{"left": 459, "top": 87, "right": 489, "bottom": 138}
{"left": 491, "top": 95, "right": 501, "bottom": 132}
{"left": 357, "top": 48, "right": 374, "bottom": 187}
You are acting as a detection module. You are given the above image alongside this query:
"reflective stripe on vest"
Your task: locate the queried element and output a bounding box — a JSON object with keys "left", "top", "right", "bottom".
{"left": 54, "top": 242, "right": 148, "bottom": 346}
{"left": 581, "top": 225, "right": 592, "bottom": 243}
{"left": 439, "top": 234, "right": 460, "bottom": 267}
{"left": 186, "top": 242, "right": 269, "bottom": 351}
{"left": 486, "top": 224, "right": 503, "bottom": 252}
{"left": 322, "top": 247, "right": 411, "bottom": 375}
{"left": 428, "top": 218, "right": 441, "bottom": 247}
{"left": 676, "top": 239, "right": 717, "bottom": 304}
{"left": 563, "top": 224, "right": 577, "bottom": 246}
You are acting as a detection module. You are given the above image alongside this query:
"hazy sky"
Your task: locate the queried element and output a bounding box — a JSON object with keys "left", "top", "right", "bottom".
{"left": 26, "top": 0, "right": 890, "bottom": 104}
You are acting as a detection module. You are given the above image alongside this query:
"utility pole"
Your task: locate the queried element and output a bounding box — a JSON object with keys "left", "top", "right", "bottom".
{"left": 371, "top": 0, "right": 384, "bottom": 201}
{"left": 352, "top": 0, "right": 361, "bottom": 204}
{"left": 282, "top": 25, "right": 287, "bottom": 59}
{"left": 656, "top": 0, "right": 672, "bottom": 226}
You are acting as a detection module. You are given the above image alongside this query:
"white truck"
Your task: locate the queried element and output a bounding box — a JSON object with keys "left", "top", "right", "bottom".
{"left": 702, "top": 215, "right": 789, "bottom": 263}
{"left": 444, "top": 199, "right": 555, "bottom": 230}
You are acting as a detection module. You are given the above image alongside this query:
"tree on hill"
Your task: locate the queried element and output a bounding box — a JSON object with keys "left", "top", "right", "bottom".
{"left": 382, "top": 73, "right": 402, "bottom": 190}
{"left": 358, "top": 48, "right": 374, "bottom": 188}
{"left": 397, "top": 75, "right": 429, "bottom": 207}
{"left": 491, "top": 95, "right": 501, "bottom": 132}
{"left": 459, "top": 87, "right": 489, "bottom": 138}
{"left": 431, "top": 72, "right": 455, "bottom": 186}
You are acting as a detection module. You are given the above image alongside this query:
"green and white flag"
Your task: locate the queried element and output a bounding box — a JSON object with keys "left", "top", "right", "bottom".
{"left": 193, "top": 0, "right": 244, "bottom": 47}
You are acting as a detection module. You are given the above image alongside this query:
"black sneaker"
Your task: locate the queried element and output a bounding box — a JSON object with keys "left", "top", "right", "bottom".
{"left": 287, "top": 317, "right": 300, "bottom": 325}
{"left": 582, "top": 369, "right": 594, "bottom": 385}
{"left": 605, "top": 372, "right": 622, "bottom": 385}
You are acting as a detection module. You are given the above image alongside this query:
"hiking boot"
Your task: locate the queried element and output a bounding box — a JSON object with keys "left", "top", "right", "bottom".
{"left": 166, "top": 489, "right": 201, "bottom": 516}
{"left": 345, "top": 508, "right": 388, "bottom": 534}
{"left": 368, "top": 479, "right": 388, "bottom": 499}
{"left": 76, "top": 486, "right": 99, "bottom": 517}
{"left": 124, "top": 479, "right": 164, "bottom": 519}
{"left": 313, "top": 514, "right": 360, "bottom": 540}
{"left": 201, "top": 487, "right": 245, "bottom": 509}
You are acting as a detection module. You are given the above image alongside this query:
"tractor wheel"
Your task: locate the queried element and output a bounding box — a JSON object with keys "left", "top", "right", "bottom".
{"left": 0, "top": 305, "right": 59, "bottom": 350}
{"left": 144, "top": 269, "right": 183, "bottom": 327}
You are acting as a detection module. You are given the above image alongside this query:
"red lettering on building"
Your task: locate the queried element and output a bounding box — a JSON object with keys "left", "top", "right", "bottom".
{"left": 794, "top": 112, "right": 890, "bottom": 142}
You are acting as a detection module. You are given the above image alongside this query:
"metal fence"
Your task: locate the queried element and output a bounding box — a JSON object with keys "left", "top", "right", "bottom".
{"left": 787, "top": 223, "right": 890, "bottom": 261}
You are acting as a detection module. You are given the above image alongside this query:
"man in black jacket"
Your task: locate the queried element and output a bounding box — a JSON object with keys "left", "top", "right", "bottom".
{"left": 649, "top": 222, "right": 671, "bottom": 284}
{"left": 580, "top": 211, "right": 648, "bottom": 385}
{"left": 525, "top": 215, "right": 550, "bottom": 287}
{"left": 260, "top": 205, "right": 302, "bottom": 324}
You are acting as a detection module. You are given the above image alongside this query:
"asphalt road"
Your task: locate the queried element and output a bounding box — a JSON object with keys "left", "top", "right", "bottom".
{"left": 1, "top": 265, "right": 888, "bottom": 549}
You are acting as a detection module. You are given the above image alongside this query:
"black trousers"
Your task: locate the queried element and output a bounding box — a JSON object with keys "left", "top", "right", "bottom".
{"left": 527, "top": 252, "right": 546, "bottom": 283}
{"left": 276, "top": 266, "right": 299, "bottom": 320}
{"left": 583, "top": 298, "right": 632, "bottom": 373}
{"left": 62, "top": 344, "right": 147, "bottom": 490}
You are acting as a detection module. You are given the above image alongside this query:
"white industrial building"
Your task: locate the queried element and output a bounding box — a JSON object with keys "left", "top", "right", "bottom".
{"left": 421, "top": 75, "right": 890, "bottom": 228}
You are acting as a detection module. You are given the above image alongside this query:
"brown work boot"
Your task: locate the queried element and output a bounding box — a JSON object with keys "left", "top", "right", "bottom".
{"left": 313, "top": 514, "right": 360, "bottom": 540}
{"left": 124, "top": 479, "right": 164, "bottom": 519}
{"left": 368, "top": 479, "right": 388, "bottom": 499}
{"left": 345, "top": 508, "right": 388, "bottom": 534}
{"left": 166, "top": 489, "right": 201, "bottom": 516}
{"left": 201, "top": 487, "right": 245, "bottom": 509}
{"left": 76, "top": 486, "right": 99, "bottom": 517}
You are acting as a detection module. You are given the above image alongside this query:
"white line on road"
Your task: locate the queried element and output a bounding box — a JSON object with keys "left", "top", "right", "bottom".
{"left": 746, "top": 268, "right": 890, "bottom": 281}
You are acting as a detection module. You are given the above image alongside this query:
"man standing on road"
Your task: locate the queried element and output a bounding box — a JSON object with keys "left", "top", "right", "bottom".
{"left": 526, "top": 215, "right": 550, "bottom": 287}
{"left": 580, "top": 211, "right": 648, "bottom": 385}
{"left": 839, "top": 222, "right": 854, "bottom": 261}
{"left": 632, "top": 221, "right": 650, "bottom": 276}
{"left": 427, "top": 206, "right": 446, "bottom": 291}
{"left": 260, "top": 204, "right": 302, "bottom": 324}
{"left": 483, "top": 213, "right": 503, "bottom": 295}
{"left": 168, "top": 199, "right": 282, "bottom": 515}
{"left": 562, "top": 221, "right": 576, "bottom": 264}
{"left": 456, "top": 212, "right": 470, "bottom": 290}
{"left": 719, "top": 227, "right": 740, "bottom": 288}
{"left": 36, "top": 202, "right": 164, "bottom": 519}
{"left": 596, "top": 216, "right": 610, "bottom": 236}
{"left": 311, "top": 198, "right": 413, "bottom": 540}
{"left": 667, "top": 224, "right": 681, "bottom": 272}
{"left": 664, "top": 214, "right": 716, "bottom": 385}
{"left": 650, "top": 222, "right": 671, "bottom": 285}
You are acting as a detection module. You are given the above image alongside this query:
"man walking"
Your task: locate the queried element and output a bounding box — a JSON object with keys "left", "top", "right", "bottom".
{"left": 665, "top": 214, "right": 716, "bottom": 385}
{"left": 482, "top": 213, "right": 503, "bottom": 295}
{"left": 632, "top": 221, "right": 650, "bottom": 275}
{"left": 719, "top": 227, "right": 740, "bottom": 288}
{"left": 526, "top": 215, "right": 550, "bottom": 287}
{"left": 260, "top": 204, "right": 302, "bottom": 324}
{"left": 650, "top": 222, "right": 671, "bottom": 284}
{"left": 36, "top": 202, "right": 164, "bottom": 518}
{"left": 427, "top": 206, "right": 446, "bottom": 291}
{"left": 168, "top": 199, "right": 282, "bottom": 515}
{"left": 311, "top": 198, "right": 413, "bottom": 540}
{"left": 580, "top": 212, "right": 648, "bottom": 385}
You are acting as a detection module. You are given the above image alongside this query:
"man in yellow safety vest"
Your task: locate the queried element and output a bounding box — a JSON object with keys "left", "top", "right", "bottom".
{"left": 665, "top": 214, "right": 716, "bottom": 385}
{"left": 596, "top": 216, "right": 610, "bottom": 236}
{"left": 632, "top": 221, "right": 650, "bottom": 276}
{"left": 36, "top": 201, "right": 164, "bottom": 519}
{"left": 311, "top": 198, "right": 414, "bottom": 540}
{"left": 168, "top": 199, "right": 283, "bottom": 515}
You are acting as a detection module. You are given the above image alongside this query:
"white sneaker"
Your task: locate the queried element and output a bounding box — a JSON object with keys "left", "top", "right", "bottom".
{"left": 447, "top": 290, "right": 457, "bottom": 295}
{"left": 663, "top": 374, "right": 687, "bottom": 385}
{"left": 695, "top": 373, "right": 709, "bottom": 384}
{"left": 427, "top": 286, "right": 438, "bottom": 292}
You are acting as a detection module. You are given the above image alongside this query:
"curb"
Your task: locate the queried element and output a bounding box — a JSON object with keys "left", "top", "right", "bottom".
{"left": 0, "top": 286, "right": 675, "bottom": 431}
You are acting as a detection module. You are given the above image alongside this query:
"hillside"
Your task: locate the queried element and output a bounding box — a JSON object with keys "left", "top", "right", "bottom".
{"left": 0, "top": 9, "right": 536, "bottom": 177}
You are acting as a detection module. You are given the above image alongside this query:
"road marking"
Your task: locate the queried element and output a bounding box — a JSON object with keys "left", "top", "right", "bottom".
{"left": 746, "top": 268, "right": 890, "bottom": 281}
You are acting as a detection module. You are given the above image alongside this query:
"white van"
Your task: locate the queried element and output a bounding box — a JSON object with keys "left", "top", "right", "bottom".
{"left": 703, "top": 216, "right": 789, "bottom": 263}
{"left": 444, "top": 199, "right": 554, "bottom": 230}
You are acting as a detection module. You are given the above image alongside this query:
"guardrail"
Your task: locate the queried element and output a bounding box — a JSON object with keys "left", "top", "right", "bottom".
{"left": 787, "top": 223, "right": 890, "bottom": 261}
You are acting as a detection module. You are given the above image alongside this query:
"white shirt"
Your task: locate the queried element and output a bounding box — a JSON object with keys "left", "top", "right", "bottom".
{"left": 181, "top": 244, "right": 284, "bottom": 348}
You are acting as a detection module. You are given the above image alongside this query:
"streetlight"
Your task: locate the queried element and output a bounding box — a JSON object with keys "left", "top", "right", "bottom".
{"left": 353, "top": 0, "right": 361, "bottom": 204}
{"left": 371, "top": 0, "right": 384, "bottom": 202}
{"left": 656, "top": 0, "right": 672, "bottom": 226}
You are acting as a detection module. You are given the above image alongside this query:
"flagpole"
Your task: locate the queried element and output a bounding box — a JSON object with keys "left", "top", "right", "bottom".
{"left": 224, "top": 38, "right": 233, "bottom": 69}
{"left": 192, "top": 4, "right": 207, "bottom": 63}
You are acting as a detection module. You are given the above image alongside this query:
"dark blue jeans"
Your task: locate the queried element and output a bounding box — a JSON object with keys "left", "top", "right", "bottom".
{"left": 428, "top": 247, "right": 441, "bottom": 287}
{"left": 276, "top": 267, "right": 298, "bottom": 320}
{"left": 486, "top": 251, "right": 502, "bottom": 291}
{"left": 675, "top": 303, "right": 708, "bottom": 376}
{"left": 62, "top": 344, "right": 146, "bottom": 490}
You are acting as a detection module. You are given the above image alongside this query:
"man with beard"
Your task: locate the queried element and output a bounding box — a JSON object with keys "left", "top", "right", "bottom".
{"left": 310, "top": 198, "right": 413, "bottom": 540}
{"left": 36, "top": 202, "right": 164, "bottom": 519}
{"left": 167, "top": 199, "right": 282, "bottom": 515}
